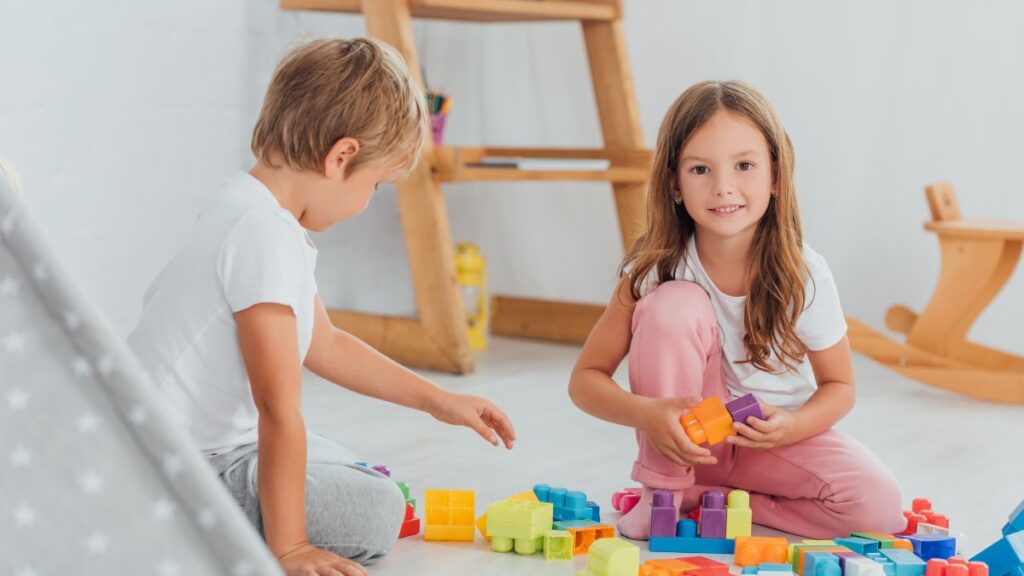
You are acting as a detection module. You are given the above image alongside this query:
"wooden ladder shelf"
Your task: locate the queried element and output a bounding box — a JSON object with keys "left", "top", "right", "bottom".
{"left": 848, "top": 182, "right": 1024, "bottom": 403}
{"left": 280, "top": 0, "right": 649, "bottom": 373}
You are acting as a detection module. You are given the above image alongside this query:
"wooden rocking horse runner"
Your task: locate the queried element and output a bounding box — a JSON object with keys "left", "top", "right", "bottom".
{"left": 848, "top": 182, "right": 1024, "bottom": 404}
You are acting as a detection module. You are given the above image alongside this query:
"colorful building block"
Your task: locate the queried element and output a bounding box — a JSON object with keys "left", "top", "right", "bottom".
{"left": 905, "top": 534, "right": 957, "bottom": 561}
{"left": 916, "top": 524, "right": 966, "bottom": 555}
{"left": 535, "top": 484, "right": 592, "bottom": 522}
{"left": 837, "top": 537, "right": 882, "bottom": 555}
{"left": 846, "top": 557, "right": 889, "bottom": 576}
{"left": 589, "top": 501, "right": 602, "bottom": 522}
{"left": 641, "top": 557, "right": 700, "bottom": 576}
{"left": 652, "top": 489, "right": 679, "bottom": 538}
{"left": 879, "top": 549, "right": 927, "bottom": 576}
{"left": 866, "top": 552, "right": 898, "bottom": 576}
{"left": 399, "top": 501, "right": 420, "bottom": 538}
{"left": 553, "top": 519, "right": 616, "bottom": 555}
{"left": 735, "top": 537, "right": 789, "bottom": 566}
{"left": 853, "top": 532, "right": 915, "bottom": 551}
{"left": 790, "top": 544, "right": 844, "bottom": 573}
{"left": 1006, "top": 499, "right": 1024, "bottom": 536}
{"left": 424, "top": 489, "right": 475, "bottom": 541}
{"left": 649, "top": 519, "right": 736, "bottom": 554}
{"left": 727, "top": 490, "right": 753, "bottom": 539}
{"left": 970, "top": 530, "right": 1024, "bottom": 576}
{"left": 700, "top": 490, "right": 727, "bottom": 539}
{"left": 485, "top": 499, "right": 553, "bottom": 554}
{"left": 575, "top": 538, "right": 640, "bottom": 576}
{"left": 544, "top": 530, "right": 574, "bottom": 561}
{"left": 726, "top": 393, "right": 764, "bottom": 424}
{"left": 475, "top": 489, "right": 539, "bottom": 540}
{"left": 613, "top": 488, "right": 642, "bottom": 515}
{"left": 804, "top": 551, "right": 842, "bottom": 576}
{"left": 372, "top": 464, "right": 391, "bottom": 477}
{"left": 680, "top": 556, "right": 730, "bottom": 576}
{"left": 926, "top": 558, "right": 988, "bottom": 576}
{"left": 680, "top": 396, "right": 737, "bottom": 445}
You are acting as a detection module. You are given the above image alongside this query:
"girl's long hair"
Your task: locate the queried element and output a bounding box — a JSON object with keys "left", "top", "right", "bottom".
{"left": 621, "top": 80, "right": 809, "bottom": 373}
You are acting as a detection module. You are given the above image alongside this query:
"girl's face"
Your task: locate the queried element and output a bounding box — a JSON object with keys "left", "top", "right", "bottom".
{"left": 673, "top": 109, "right": 774, "bottom": 244}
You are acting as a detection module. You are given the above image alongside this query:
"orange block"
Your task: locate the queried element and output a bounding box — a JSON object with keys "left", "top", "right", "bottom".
{"left": 680, "top": 397, "right": 736, "bottom": 445}
{"left": 735, "top": 537, "right": 789, "bottom": 566}
{"left": 641, "top": 558, "right": 701, "bottom": 576}
{"left": 565, "top": 524, "right": 616, "bottom": 555}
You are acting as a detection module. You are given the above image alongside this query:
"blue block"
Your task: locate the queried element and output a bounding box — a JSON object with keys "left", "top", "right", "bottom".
{"left": 761, "top": 564, "right": 795, "bottom": 572}
{"left": 971, "top": 531, "right": 1024, "bottom": 576}
{"left": 836, "top": 537, "right": 881, "bottom": 555}
{"left": 879, "top": 549, "right": 926, "bottom": 576}
{"left": 1006, "top": 501, "right": 1024, "bottom": 535}
{"left": 534, "top": 484, "right": 591, "bottom": 521}
{"left": 587, "top": 501, "right": 601, "bottom": 523}
{"left": 867, "top": 552, "right": 897, "bottom": 576}
{"left": 677, "top": 519, "right": 698, "bottom": 538}
{"left": 744, "top": 568, "right": 759, "bottom": 574}
{"left": 553, "top": 519, "right": 598, "bottom": 531}
{"left": 904, "top": 534, "right": 956, "bottom": 561}
{"left": 804, "top": 552, "right": 841, "bottom": 576}
{"left": 649, "top": 536, "right": 736, "bottom": 554}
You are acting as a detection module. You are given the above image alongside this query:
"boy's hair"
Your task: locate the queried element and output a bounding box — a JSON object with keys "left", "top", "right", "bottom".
{"left": 621, "top": 80, "right": 809, "bottom": 374}
{"left": 251, "top": 37, "right": 429, "bottom": 177}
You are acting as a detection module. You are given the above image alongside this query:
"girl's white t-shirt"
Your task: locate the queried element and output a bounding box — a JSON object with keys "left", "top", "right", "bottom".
{"left": 128, "top": 172, "right": 318, "bottom": 455}
{"left": 653, "top": 239, "right": 847, "bottom": 410}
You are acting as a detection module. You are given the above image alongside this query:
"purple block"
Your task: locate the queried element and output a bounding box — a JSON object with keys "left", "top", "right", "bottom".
{"left": 372, "top": 465, "right": 391, "bottom": 477}
{"left": 650, "top": 489, "right": 678, "bottom": 538}
{"left": 725, "top": 394, "right": 764, "bottom": 425}
{"left": 699, "top": 490, "right": 727, "bottom": 539}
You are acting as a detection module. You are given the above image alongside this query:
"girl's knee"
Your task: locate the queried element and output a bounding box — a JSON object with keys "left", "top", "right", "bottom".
{"left": 831, "top": 472, "right": 904, "bottom": 535}
{"left": 639, "top": 281, "right": 715, "bottom": 334}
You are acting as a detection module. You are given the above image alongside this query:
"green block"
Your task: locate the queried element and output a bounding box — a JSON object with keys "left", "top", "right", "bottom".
{"left": 575, "top": 538, "right": 639, "bottom": 576}
{"left": 486, "top": 500, "right": 554, "bottom": 554}
{"left": 396, "top": 481, "right": 410, "bottom": 500}
{"left": 544, "top": 530, "right": 573, "bottom": 561}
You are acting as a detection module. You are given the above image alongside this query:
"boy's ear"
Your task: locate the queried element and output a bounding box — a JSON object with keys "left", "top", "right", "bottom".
{"left": 324, "top": 137, "right": 361, "bottom": 179}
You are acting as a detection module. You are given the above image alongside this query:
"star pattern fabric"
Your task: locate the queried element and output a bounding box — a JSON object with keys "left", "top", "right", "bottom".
{"left": 0, "top": 166, "right": 281, "bottom": 574}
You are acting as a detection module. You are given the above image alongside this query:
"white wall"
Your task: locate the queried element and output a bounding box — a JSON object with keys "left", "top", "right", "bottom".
{"left": 2, "top": 0, "right": 1022, "bottom": 355}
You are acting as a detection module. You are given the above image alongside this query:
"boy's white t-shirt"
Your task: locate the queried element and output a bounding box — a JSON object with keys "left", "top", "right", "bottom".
{"left": 656, "top": 239, "right": 847, "bottom": 410}
{"left": 128, "top": 172, "right": 318, "bottom": 455}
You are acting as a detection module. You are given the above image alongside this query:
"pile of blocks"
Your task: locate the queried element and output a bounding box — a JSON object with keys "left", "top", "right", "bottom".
{"left": 680, "top": 393, "right": 764, "bottom": 446}
{"left": 649, "top": 488, "right": 756, "bottom": 554}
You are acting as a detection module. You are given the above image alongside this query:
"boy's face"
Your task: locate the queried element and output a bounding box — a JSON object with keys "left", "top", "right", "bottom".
{"left": 304, "top": 161, "right": 397, "bottom": 232}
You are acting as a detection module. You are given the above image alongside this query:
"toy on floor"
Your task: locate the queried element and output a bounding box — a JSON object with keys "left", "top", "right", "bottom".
{"left": 354, "top": 464, "right": 420, "bottom": 539}
{"left": 926, "top": 557, "right": 989, "bottom": 576}
{"left": 576, "top": 537, "right": 640, "bottom": 576}
{"left": 735, "top": 536, "right": 789, "bottom": 566}
{"left": 423, "top": 489, "right": 475, "bottom": 541}
{"left": 544, "top": 529, "right": 574, "bottom": 561}
{"left": 680, "top": 393, "right": 764, "bottom": 446}
{"left": 901, "top": 499, "right": 950, "bottom": 536}
{"left": 535, "top": 483, "right": 599, "bottom": 522}
{"left": 484, "top": 498, "right": 553, "bottom": 554}
{"left": 613, "top": 488, "right": 643, "bottom": 516}
{"left": 649, "top": 488, "right": 751, "bottom": 553}
{"left": 553, "top": 519, "right": 616, "bottom": 555}
{"left": 970, "top": 517, "right": 1024, "bottom": 576}
{"left": 475, "top": 489, "right": 537, "bottom": 541}
{"left": 650, "top": 518, "right": 736, "bottom": 554}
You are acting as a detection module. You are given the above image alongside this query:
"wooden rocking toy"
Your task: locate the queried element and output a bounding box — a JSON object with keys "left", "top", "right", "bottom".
{"left": 847, "top": 182, "right": 1024, "bottom": 403}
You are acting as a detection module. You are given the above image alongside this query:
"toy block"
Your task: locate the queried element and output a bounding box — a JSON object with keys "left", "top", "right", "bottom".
{"left": 745, "top": 568, "right": 761, "bottom": 575}
{"left": 575, "top": 537, "right": 640, "bottom": 576}
{"left": 1005, "top": 500, "right": 1024, "bottom": 536}
{"left": 880, "top": 549, "right": 927, "bottom": 576}
{"left": 736, "top": 537, "right": 790, "bottom": 566}
{"left": 535, "top": 484, "right": 591, "bottom": 522}
{"left": 640, "top": 557, "right": 700, "bottom": 576}
{"left": 652, "top": 489, "right": 679, "bottom": 538}
{"left": 486, "top": 499, "right": 553, "bottom": 554}
{"left": 854, "top": 532, "right": 914, "bottom": 551}
{"left": 787, "top": 541, "right": 837, "bottom": 566}
{"left": 679, "top": 556, "right": 730, "bottom": 576}
{"left": 475, "top": 489, "right": 540, "bottom": 540}
{"left": 905, "top": 534, "right": 957, "bottom": 561}
{"left": 589, "top": 501, "right": 602, "bottom": 522}
{"left": 613, "top": 488, "right": 642, "bottom": 514}
{"left": 552, "top": 519, "right": 616, "bottom": 555}
{"left": 727, "top": 490, "right": 753, "bottom": 539}
{"left": 838, "top": 537, "right": 882, "bottom": 555}
{"left": 372, "top": 464, "right": 391, "bottom": 477}
{"left": 544, "top": 530, "right": 574, "bottom": 561}
{"left": 700, "top": 490, "right": 727, "bottom": 539}
{"left": 680, "top": 396, "right": 737, "bottom": 445}
{"left": 793, "top": 546, "right": 848, "bottom": 573}
{"left": 970, "top": 530, "right": 1024, "bottom": 576}
{"left": 918, "top": 524, "right": 967, "bottom": 554}
{"left": 424, "top": 489, "right": 475, "bottom": 541}
{"left": 867, "top": 552, "right": 899, "bottom": 576}
{"left": 726, "top": 393, "right": 764, "bottom": 424}
{"left": 396, "top": 481, "right": 411, "bottom": 500}
{"left": 399, "top": 501, "right": 420, "bottom": 538}
{"left": 650, "top": 520, "right": 736, "bottom": 554}
{"left": 804, "top": 551, "right": 842, "bottom": 576}
{"left": 927, "top": 558, "right": 986, "bottom": 576}
{"left": 846, "top": 557, "right": 890, "bottom": 576}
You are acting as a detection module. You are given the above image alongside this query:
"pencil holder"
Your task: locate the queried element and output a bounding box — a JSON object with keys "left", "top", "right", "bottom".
{"left": 430, "top": 112, "right": 447, "bottom": 144}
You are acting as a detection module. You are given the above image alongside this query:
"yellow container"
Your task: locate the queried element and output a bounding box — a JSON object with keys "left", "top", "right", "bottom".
{"left": 455, "top": 242, "right": 488, "bottom": 351}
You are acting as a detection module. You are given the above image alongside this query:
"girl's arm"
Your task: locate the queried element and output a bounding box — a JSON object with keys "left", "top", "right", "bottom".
{"left": 568, "top": 277, "right": 714, "bottom": 467}
{"left": 303, "top": 295, "right": 515, "bottom": 448}
{"left": 730, "top": 335, "right": 855, "bottom": 448}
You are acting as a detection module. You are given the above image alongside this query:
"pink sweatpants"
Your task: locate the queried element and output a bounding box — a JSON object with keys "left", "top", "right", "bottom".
{"left": 628, "top": 281, "right": 905, "bottom": 539}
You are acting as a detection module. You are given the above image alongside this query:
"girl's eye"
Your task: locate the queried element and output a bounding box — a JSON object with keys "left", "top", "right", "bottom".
{"left": 690, "top": 166, "right": 709, "bottom": 175}
{"left": 737, "top": 161, "right": 754, "bottom": 171}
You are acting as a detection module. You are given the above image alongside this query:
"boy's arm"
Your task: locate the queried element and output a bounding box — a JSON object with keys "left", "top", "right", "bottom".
{"left": 303, "top": 295, "right": 515, "bottom": 447}
{"left": 235, "top": 302, "right": 308, "bottom": 558}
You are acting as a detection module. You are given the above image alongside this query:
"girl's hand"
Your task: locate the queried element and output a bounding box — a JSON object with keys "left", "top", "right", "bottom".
{"left": 639, "top": 397, "right": 717, "bottom": 467}
{"left": 428, "top": 391, "right": 516, "bottom": 449}
{"left": 727, "top": 402, "right": 798, "bottom": 450}
{"left": 278, "top": 543, "right": 368, "bottom": 576}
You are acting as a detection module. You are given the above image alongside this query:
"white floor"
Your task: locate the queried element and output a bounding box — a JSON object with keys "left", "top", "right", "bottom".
{"left": 301, "top": 337, "right": 1024, "bottom": 575}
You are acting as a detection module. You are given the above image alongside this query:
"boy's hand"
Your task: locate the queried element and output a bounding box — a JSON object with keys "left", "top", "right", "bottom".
{"left": 428, "top": 391, "right": 516, "bottom": 449}
{"left": 277, "top": 543, "right": 367, "bottom": 576}
{"left": 727, "top": 402, "right": 797, "bottom": 450}
{"left": 639, "top": 397, "right": 717, "bottom": 467}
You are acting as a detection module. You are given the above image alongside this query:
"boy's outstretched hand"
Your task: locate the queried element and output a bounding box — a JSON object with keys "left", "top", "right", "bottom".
{"left": 428, "top": 391, "right": 516, "bottom": 449}
{"left": 277, "top": 543, "right": 367, "bottom": 576}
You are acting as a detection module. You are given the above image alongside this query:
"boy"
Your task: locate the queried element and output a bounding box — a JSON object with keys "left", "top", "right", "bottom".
{"left": 129, "top": 38, "right": 515, "bottom": 576}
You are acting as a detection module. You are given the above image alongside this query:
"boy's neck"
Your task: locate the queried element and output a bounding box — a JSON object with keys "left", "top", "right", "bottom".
{"left": 249, "top": 161, "right": 310, "bottom": 224}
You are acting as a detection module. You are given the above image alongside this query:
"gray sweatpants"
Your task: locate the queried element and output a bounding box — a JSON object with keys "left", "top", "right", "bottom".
{"left": 208, "top": 431, "right": 406, "bottom": 565}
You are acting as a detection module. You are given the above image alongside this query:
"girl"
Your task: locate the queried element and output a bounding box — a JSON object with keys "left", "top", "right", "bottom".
{"left": 568, "top": 81, "right": 904, "bottom": 540}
